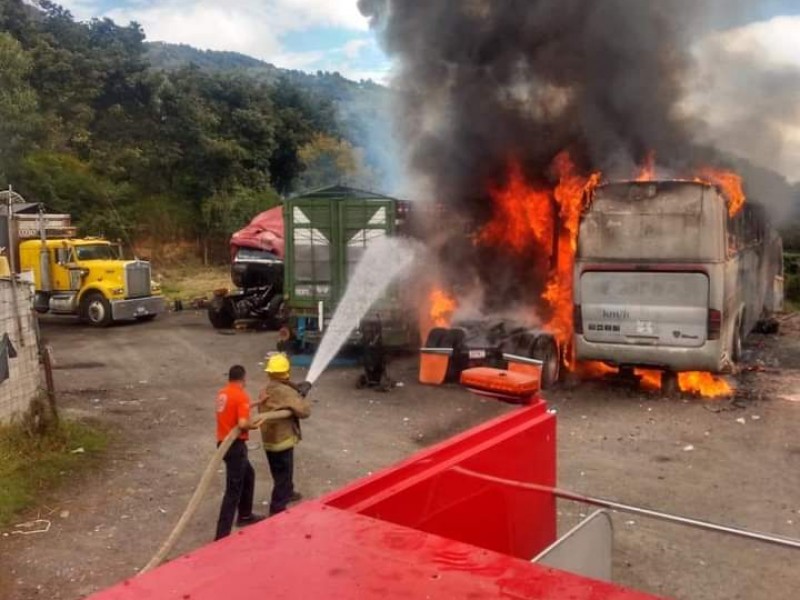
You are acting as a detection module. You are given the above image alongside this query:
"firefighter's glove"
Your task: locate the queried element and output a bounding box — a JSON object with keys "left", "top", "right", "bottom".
{"left": 296, "top": 381, "right": 313, "bottom": 397}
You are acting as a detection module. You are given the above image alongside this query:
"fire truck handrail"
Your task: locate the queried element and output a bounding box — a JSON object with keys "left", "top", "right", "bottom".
{"left": 451, "top": 466, "right": 800, "bottom": 551}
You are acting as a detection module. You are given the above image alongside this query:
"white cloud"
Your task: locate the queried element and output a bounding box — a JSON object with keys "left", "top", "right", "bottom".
{"left": 343, "top": 38, "right": 370, "bottom": 59}
{"left": 691, "top": 16, "right": 800, "bottom": 182}
{"left": 54, "top": 0, "right": 98, "bottom": 20}
{"left": 705, "top": 15, "right": 800, "bottom": 68}
{"left": 59, "top": 0, "right": 370, "bottom": 63}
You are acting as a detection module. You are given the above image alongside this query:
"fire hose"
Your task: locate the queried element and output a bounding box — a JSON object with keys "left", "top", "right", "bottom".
{"left": 140, "top": 409, "right": 293, "bottom": 574}
{"left": 452, "top": 466, "right": 800, "bottom": 551}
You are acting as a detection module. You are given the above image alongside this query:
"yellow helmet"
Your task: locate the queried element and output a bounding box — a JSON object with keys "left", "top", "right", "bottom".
{"left": 265, "top": 353, "right": 291, "bottom": 375}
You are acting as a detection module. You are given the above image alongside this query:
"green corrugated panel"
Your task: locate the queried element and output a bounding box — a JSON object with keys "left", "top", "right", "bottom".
{"left": 285, "top": 186, "right": 400, "bottom": 312}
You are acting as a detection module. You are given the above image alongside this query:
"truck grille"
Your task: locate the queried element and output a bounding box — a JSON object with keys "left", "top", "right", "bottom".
{"left": 125, "top": 262, "right": 151, "bottom": 298}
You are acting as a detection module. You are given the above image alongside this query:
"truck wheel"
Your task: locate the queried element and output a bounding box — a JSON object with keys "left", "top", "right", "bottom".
{"left": 80, "top": 292, "right": 112, "bottom": 327}
{"left": 424, "top": 327, "right": 466, "bottom": 382}
{"left": 424, "top": 327, "right": 450, "bottom": 348}
{"left": 208, "top": 296, "right": 234, "bottom": 329}
{"left": 531, "top": 335, "right": 560, "bottom": 390}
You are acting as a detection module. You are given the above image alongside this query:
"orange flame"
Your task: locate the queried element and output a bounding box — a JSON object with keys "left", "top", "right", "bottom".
{"left": 695, "top": 168, "right": 746, "bottom": 217}
{"left": 543, "top": 153, "right": 601, "bottom": 344}
{"left": 636, "top": 151, "right": 656, "bottom": 181}
{"left": 678, "top": 371, "right": 732, "bottom": 398}
{"left": 479, "top": 153, "right": 600, "bottom": 349}
{"left": 575, "top": 361, "right": 616, "bottom": 379}
{"left": 578, "top": 366, "right": 733, "bottom": 398}
{"left": 420, "top": 288, "right": 457, "bottom": 342}
{"left": 430, "top": 289, "right": 457, "bottom": 327}
{"left": 634, "top": 369, "right": 662, "bottom": 392}
{"left": 478, "top": 160, "right": 554, "bottom": 253}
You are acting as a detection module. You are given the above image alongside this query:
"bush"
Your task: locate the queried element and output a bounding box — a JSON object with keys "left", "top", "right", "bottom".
{"left": 785, "top": 273, "right": 800, "bottom": 304}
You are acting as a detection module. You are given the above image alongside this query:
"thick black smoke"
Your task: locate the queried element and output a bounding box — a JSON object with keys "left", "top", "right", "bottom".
{"left": 359, "top": 0, "right": 796, "bottom": 314}
{"left": 358, "top": 1, "right": 713, "bottom": 216}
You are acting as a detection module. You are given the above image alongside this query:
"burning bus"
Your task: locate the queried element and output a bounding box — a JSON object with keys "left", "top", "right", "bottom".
{"left": 573, "top": 179, "right": 783, "bottom": 391}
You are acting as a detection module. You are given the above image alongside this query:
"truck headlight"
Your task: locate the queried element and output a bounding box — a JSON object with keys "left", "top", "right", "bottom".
{"left": 111, "top": 287, "right": 125, "bottom": 295}
{"left": 150, "top": 281, "right": 161, "bottom": 293}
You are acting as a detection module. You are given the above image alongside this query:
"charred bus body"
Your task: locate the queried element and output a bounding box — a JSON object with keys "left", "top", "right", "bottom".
{"left": 573, "top": 180, "right": 783, "bottom": 381}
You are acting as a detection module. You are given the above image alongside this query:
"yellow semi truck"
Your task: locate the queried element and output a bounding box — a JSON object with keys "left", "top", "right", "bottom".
{"left": 2, "top": 204, "right": 165, "bottom": 327}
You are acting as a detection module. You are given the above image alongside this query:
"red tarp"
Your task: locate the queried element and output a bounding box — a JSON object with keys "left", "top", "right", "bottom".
{"left": 230, "top": 206, "right": 284, "bottom": 259}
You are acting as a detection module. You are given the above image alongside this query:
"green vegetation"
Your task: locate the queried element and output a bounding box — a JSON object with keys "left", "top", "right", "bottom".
{"left": 784, "top": 252, "right": 800, "bottom": 307}
{"left": 157, "top": 264, "right": 231, "bottom": 301}
{"left": 0, "top": 419, "right": 108, "bottom": 526}
{"left": 0, "top": 1, "right": 384, "bottom": 262}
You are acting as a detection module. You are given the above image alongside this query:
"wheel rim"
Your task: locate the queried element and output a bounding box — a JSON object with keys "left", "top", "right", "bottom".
{"left": 88, "top": 300, "right": 105, "bottom": 323}
{"left": 543, "top": 344, "right": 559, "bottom": 384}
{"left": 732, "top": 322, "right": 742, "bottom": 361}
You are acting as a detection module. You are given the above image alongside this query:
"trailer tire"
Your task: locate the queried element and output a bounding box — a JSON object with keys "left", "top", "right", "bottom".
{"left": 754, "top": 318, "right": 779, "bottom": 335}
{"left": 207, "top": 296, "right": 235, "bottom": 329}
{"left": 80, "top": 292, "right": 112, "bottom": 327}
{"left": 531, "top": 335, "right": 560, "bottom": 390}
{"left": 424, "top": 327, "right": 466, "bottom": 382}
{"left": 424, "top": 327, "right": 450, "bottom": 349}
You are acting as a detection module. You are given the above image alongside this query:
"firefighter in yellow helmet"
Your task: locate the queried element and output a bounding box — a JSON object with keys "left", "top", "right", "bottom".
{"left": 256, "top": 353, "right": 312, "bottom": 515}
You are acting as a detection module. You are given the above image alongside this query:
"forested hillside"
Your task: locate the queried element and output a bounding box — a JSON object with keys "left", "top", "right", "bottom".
{"left": 0, "top": 0, "right": 386, "bottom": 262}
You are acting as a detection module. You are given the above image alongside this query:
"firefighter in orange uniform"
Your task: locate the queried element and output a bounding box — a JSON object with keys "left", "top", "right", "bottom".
{"left": 214, "top": 365, "right": 265, "bottom": 540}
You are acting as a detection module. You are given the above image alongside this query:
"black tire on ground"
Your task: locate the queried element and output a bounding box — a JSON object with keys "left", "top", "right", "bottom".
{"left": 443, "top": 328, "right": 466, "bottom": 351}
{"left": 135, "top": 314, "right": 157, "bottom": 323}
{"left": 80, "top": 292, "right": 113, "bottom": 327}
{"left": 266, "top": 294, "right": 285, "bottom": 328}
{"left": 424, "top": 327, "right": 466, "bottom": 382}
{"left": 424, "top": 327, "right": 450, "bottom": 348}
{"left": 207, "top": 297, "right": 235, "bottom": 329}
{"left": 755, "top": 318, "right": 780, "bottom": 335}
{"left": 530, "top": 334, "right": 560, "bottom": 390}
{"left": 511, "top": 332, "right": 536, "bottom": 357}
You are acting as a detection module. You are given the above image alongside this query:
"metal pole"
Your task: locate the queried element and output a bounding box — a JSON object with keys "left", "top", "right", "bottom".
{"left": 4, "top": 186, "right": 24, "bottom": 347}
{"left": 452, "top": 466, "right": 800, "bottom": 551}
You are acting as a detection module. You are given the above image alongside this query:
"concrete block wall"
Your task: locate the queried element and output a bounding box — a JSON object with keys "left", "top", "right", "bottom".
{"left": 0, "top": 279, "right": 42, "bottom": 423}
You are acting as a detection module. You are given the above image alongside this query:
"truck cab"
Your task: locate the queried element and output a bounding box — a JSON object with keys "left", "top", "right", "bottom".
{"left": 6, "top": 207, "right": 165, "bottom": 326}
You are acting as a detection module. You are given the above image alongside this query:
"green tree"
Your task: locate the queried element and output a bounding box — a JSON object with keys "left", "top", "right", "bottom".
{"left": 0, "top": 32, "right": 40, "bottom": 183}
{"left": 199, "top": 185, "right": 280, "bottom": 264}
{"left": 298, "top": 134, "right": 377, "bottom": 191}
{"left": 16, "top": 151, "right": 132, "bottom": 240}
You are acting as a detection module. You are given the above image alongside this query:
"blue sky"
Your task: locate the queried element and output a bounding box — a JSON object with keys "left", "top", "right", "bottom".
{"left": 57, "top": 1, "right": 800, "bottom": 84}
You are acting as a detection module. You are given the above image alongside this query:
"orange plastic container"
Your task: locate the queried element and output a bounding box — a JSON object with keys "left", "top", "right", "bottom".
{"left": 419, "top": 349, "right": 452, "bottom": 385}
{"left": 460, "top": 367, "right": 540, "bottom": 401}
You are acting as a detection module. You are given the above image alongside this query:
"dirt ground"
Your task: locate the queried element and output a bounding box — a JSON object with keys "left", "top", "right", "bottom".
{"left": 1, "top": 310, "right": 798, "bottom": 600}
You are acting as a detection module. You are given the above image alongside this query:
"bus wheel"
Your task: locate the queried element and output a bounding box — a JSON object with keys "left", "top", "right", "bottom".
{"left": 661, "top": 371, "right": 679, "bottom": 397}
{"left": 731, "top": 321, "right": 743, "bottom": 363}
{"left": 531, "top": 335, "right": 560, "bottom": 390}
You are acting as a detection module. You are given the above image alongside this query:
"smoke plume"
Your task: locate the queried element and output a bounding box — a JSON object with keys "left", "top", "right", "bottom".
{"left": 359, "top": 1, "right": 798, "bottom": 313}
{"left": 359, "top": 1, "right": 710, "bottom": 209}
